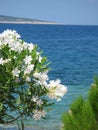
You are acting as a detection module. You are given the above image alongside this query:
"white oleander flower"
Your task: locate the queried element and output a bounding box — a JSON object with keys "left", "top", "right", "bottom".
{"left": 0, "top": 30, "right": 24, "bottom": 53}
{"left": 0, "top": 38, "right": 13, "bottom": 46}
{"left": 24, "top": 64, "right": 34, "bottom": 75}
{"left": 22, "top": 42, "right": 28, "bottom": 50}
{"left": 33, "top": 109, "right": 46, "bottom": 121}
{"left": 5, "top": 58, "right": 11, "bottom": 63}
{"left": 33, "top": 72, "right": 49, "bottom": 86}
{"left": 38, "top": 56, "right": 42, "bottom": 63}
{"left": 24, "top": 55, "right": 32, "bottom": 65}
{"left": 36, "top": 99, "right": 43, "bottom": 106}
{"left": 0, "top": 29, "right": 20, "bottom": 40}
{"left": 9, "top": 41, "right": 24, "bottom": 53}
{"left": 47, "top": 79, "right": 67, "bottom": 101}
{"left": 12, "top": 68, "right": 20, "bottom": 77}
{"left": 31, "top": 96, "right": 39, "bottom": 102}
{"left": 33, "top": 72, "right": 49, "bottom": 82}
{"left": 31, "top": 96, "right": 43, "bottom": 106}
{"left": 0, "top": 40, "right": 2, "bottom": 47}
{"left": 0, "top": 58, "right": 11, "bottom": 65}
{"left": 25, "top": 76, "right": 31, "bottom": 82}
{"left": 0, "top": 58, "right": 4, "bottom": 65}
{"left": 36, "top": 52, "right": 42, "bottom": 63}
{"left": 36, "top": 52, "right": 39, "bottom": 55}
{"left": 27, "top": 43, "right": 34, "bottom": 52}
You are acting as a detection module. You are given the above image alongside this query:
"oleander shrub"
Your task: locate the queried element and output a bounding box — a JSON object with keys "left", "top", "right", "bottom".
{"left": 0, "top": 29, "right": 67, "bottom": 126}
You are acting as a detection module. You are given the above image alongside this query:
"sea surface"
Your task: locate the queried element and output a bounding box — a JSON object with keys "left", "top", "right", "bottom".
{"left": 0, "top": 24, "right": 98, "bottom": 130}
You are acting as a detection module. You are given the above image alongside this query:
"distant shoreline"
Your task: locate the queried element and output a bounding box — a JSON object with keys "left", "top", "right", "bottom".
{"left": 0, "top": 22, "right": 98, "bottom": 26}
{"left": 0, "top": 15, "right": 61, "bottom": 25}
{"left": 0, "top": 21, "right": 61, "bottom": 25}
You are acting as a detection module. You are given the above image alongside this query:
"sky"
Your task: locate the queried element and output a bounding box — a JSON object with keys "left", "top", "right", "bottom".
{"left": 0, "top": 0, "right": 98, "bottom": 25}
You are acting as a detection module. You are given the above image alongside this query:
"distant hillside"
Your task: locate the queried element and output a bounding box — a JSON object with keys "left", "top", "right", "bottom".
{"left": 0, "top": 15, "right": 58, "bottom": 24}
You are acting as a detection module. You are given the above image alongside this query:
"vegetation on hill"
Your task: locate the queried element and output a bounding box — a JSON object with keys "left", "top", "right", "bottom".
{"left": 0, "top": 15, "right": 57, "bottom": 24}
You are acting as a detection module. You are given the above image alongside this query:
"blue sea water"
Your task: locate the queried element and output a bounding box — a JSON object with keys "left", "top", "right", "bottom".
{"left": 0, "top": 24, "right": 98, "bottom": 130}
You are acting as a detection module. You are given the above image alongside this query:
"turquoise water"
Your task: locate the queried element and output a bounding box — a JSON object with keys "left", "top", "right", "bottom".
{"left": 0, "top": 24, "right": 98, "bottom": 130}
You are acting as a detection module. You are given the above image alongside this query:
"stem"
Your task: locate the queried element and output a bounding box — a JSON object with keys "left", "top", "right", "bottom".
{"left": 6, "top": 115, "right": 22, "bottom": 124}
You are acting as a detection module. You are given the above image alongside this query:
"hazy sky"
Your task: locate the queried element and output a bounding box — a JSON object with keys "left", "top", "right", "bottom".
{"left": 0, "top": 0, "right": 98, "bottom": 25}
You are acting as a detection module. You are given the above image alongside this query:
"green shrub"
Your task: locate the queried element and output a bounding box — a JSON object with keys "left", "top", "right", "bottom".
{"left": 62, "top": 77, "right": 98, "bottom": 130}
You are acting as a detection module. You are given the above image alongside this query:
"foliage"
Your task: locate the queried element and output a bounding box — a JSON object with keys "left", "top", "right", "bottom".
{"left": 62, "top": 77, "right": 98, "bottom": 130}
{"left": 0, "top": 29, "right": 67, "bottom": 124}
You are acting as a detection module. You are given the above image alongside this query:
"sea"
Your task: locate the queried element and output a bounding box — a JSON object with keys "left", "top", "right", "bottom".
{"left": 0, "top": 24, "right": 98, "bottom": 130}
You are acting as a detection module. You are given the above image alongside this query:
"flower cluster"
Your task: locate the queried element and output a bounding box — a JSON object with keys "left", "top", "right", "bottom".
{"left": 0, "top": 29, "right": 67, "bottom": 123}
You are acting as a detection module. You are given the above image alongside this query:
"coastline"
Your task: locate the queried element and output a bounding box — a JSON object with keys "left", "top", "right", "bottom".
{"left": 0, "top": 21, "right": 62, "bottom": 25}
